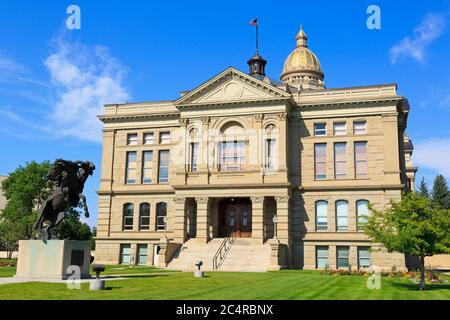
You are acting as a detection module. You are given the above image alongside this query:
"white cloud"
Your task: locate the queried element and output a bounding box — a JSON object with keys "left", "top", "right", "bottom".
{"left": 390, "top": 14, "right": 445, "bottom": 64}
{"left": 414, "top": 138, "right": 450, "bottom": 178}
{"left": 44, "top": 40, "right": 130, "bottom": 143}
{"left": 0, "top": 52, "right": 29, "bottom": 74}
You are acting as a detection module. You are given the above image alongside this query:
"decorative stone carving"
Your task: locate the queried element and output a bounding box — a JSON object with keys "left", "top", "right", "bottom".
{"left": 179, "top": 118, "right": 189, "bottom": 126}
{"left": 195, "top": 197, "right": 209, "bottom": 204}
{"left": 254, "top": 113, "right": 264, "bottom": 122}
{"left": 174, "top": 197, "right": 186, "bottom": 205}
{"left": 201, "top": 117, "right": 211, "bottom": 125}
{"left": 277, "top": 112, "right": 288, "bottom": 121}
{"left": 251, "top": 196, "right": 264, "bottom": 203}
{"left": 275, "top": 196, "right": 289, "bottom": 204}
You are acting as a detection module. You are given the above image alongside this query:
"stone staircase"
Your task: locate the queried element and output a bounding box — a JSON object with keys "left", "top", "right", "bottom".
{"left": 166, "top": 238, "right": 271, "bottom": 272}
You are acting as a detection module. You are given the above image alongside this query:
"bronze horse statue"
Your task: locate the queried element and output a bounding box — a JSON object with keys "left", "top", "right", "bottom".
{"left": 34, "top": 159, "right": 95, "bottom": 240}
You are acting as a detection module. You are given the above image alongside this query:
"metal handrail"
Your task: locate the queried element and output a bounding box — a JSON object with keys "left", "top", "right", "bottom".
{"left": 212, "top": 229, "right": 236, "bottom": 270}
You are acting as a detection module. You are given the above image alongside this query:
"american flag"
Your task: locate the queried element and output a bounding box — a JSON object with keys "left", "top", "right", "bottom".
{"left": 249, "top": 17, "right": 258, "bottom": 26}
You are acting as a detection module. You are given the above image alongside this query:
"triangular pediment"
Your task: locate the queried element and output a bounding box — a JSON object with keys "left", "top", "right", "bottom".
{"left": 174, "top": 67, "right": 291, "bottom": 106}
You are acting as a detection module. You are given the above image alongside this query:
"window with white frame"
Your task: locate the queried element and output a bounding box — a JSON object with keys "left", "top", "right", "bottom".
{"left": 218, "top": 141, "right": 245, "bottom": 171}
{"left": 137, "top": 244, "right": 148, "bottom": 265}
{"left": 358, "top": 247, "right": 371, "bottom": 268}
{"left": 139, "top": 203, "right": 150, "bottom": 231}
{"left": 316, "top": 246, "right": 329, "bottom": 269}
{"left": 337, "top": 246, "right": 350, "bottom": 268}
{"left": 126, "top": 152, "right": 137, "bottom": 184}
{"left": 356, "top": 200, "right": 369, "bottom": 230}
{"left": 334, "top": 142, "right": 347, "bottom": 179}
{"left": 190, "top": 142, "right": 199, "bottom": 172}
{"left": 120, "top": 244, "right": 131, "bottom": 264}
{"left": 142, "top": 151, "right": 153, "bottom": 184}
{"left": 159, "top": 132, "right": 171, "bottom": 144}
{"left": 143, "top": 133, "right": 154, "bottom": 145}
{"left": 315, "top": 201, "right": 328, "bottom": 231}
{"left": 353, "top": 121, "right": 367, "bottom": 135}
{"left": 123, "top": 203, "right": 134, "bottom": 231}
{"left": 314, "top": 143, "right": 327, "bottom": 180}
{"left": 355, "top": 141, "right": 368, "bottom": 178}
{"left": 156, "top": 202, "right": 167, "bottom": 231}
{"left": 333, "top": 122, "right": 346, "bottom": 136}
{"left": 336, "top": 200, "right": 349, "bottom": 231}
{"left": 127, "top": 133, "right": 138, "bottom": 145}
{"left": 266, "top": 139, "right": 276, "bottom": 172}
{"left": 314, "top": 123, "right": 326, "bottom": 136}
{"left": 158, "top": 150, "right": 169, "bottom": 183}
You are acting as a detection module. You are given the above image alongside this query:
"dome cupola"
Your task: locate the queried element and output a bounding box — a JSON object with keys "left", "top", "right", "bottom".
{"left": 280, "top": 25, "right": 325, "bottom": 89}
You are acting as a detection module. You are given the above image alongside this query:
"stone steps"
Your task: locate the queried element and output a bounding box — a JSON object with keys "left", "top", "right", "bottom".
{"left": 166, "top": 238, "right": 271, "bottom": 272}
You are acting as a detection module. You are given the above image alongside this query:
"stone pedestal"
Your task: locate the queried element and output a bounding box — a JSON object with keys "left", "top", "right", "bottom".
{"left": 16, "top": 240, "right": 91, "bottom": 280}
{"left": 194, "top": 270, "right": 204, "bottom": 278}
{"left": 90, "top": 279, "right": 106, "bottom": 290}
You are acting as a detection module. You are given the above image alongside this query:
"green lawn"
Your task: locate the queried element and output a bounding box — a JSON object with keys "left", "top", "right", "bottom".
{"left": 0, "top": 269, "right": 449, "bottom": 300}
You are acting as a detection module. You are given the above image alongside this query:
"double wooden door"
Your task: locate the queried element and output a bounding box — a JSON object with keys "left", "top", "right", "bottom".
{"left": 219, "top": 199, "right": 252, "bottom": 238}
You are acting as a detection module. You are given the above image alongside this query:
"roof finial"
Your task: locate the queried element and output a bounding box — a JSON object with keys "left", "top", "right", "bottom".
{"left": 296, "top": 24, "right": 308, "bottom": 48}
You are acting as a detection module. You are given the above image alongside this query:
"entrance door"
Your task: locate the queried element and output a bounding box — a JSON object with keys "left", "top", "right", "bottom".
{"left": 219, "top": 198, "right": 252, "bottom": 237}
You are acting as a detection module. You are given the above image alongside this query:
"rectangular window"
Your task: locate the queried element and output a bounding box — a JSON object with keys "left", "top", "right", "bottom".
{"left": 334, "top": 142, "right": 347, "bottom": 179}
{"left": 354, "top": 121, "right": 367, "bottom": 135}
{"left": 314, "top": 143, "right": 327, "bottom": 180}
{"left": 142, "top": 151, "right": 153, "bottom": 184}
{"left": 190, "top": 142, "right": 199, "bottom": 172}
{"left": 144, "top": 133, "right": 154, "bottom": 145}
{"left": 127, "top": 133, "right": 138, "bottom": 145}
{"left": 266, "top": 139, "right": 276, "bottom": 171}
{"left": 126, "top": 152, "right": 137, "bottom": 184}
{"left": 159, "top": 132, "right": 170, "bottom": 144}
{"left": 316, "top": 246, "right": 329, "bottom": 269}
{"left": 158, "top": 150, "right": 169, "bottom": 183}
{"left": 337, "top": 246, "right": 350, "bottom": 269}
{"left": 355, "top": 141, "right": 368, "bottom": 178}
{"left": 314, "top": 123, "right": 326, "bottom": 136}
{"left": 137, "top": 244, "right": 148, "bottom": 265}
{"left": 333, "top": 122, "right": 346, "bottom": 136}
{"left": 336, "top": 201, "right": 349, "bottom": 231}
{"left": 218, "top": 141, "right": 245, "bottom": 171}
{"left": 120, "top": 244, "right": 131, "bottom": 265}
{"left": 316, "top": 201, "right": 328, "bottom": 231}
{"left": 358, "top": 247, "right": 371, "bottom": 269}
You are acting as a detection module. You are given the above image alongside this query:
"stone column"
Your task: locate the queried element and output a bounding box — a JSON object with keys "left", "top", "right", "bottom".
{"left": 275, "top": 196, "right": 290, "bottom": 243}
{"left": 277, "top": 112, "right": 288, "bottom": 174}
{"left": 196, "top": 197, "right": 210, "bottom": 243}
{"left": 251, "top": 196, "right": 265, "bottom": 244}
{"left": 173, "top": 197, "right": 187, "bottom": 244}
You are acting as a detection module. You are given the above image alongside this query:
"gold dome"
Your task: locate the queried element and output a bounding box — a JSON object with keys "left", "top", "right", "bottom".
{"left": 281, "top": 26, "right": 325, "bottom": 87}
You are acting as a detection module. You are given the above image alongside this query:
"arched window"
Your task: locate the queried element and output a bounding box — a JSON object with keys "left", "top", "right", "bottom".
{"left": 315, "top": 201, "right": 328, "bottom": 231}
{"left": 123, "top": 203, "right": 134, "bottom": 231}
{"left": 356, "top": 200, "right": 370, "bottom": 230}
{"left": 156, "top": 202, "right": 167, "bottom": 231}
{"left": 265, "top": 124, "right": 277, "bottom": 172}
{"left": 139, "top": 203, "right": 150, "bottom": 231}
{"left": 218, "top": 122, "right": 245, "bottom": 172}
{"left": 336, "top": 200, "right": 348, "bottom": 231}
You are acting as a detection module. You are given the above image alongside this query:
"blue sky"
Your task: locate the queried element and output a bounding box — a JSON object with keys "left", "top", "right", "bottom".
{"left": 1, "top": 0, "right": 449, "bottom": 226}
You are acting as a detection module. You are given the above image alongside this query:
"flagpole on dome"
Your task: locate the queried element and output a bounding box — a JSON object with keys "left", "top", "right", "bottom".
{"left": 247, "top": 17, "right": 267, "bottom": 77}
{"left": 249, "top": 17, "right": 259, "bottom": 54}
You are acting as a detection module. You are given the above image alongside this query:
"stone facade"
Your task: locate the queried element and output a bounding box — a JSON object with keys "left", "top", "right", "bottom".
{"left": 95, "top": 27, "right": 416, "bottom": 271}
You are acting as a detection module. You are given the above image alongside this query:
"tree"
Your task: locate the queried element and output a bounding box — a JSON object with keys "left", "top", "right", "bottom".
{"left": 364, "top": 192, "right": 450, "bottom": 290}
{"left": 432, "top": 175, "right": 450, "bottom": 209}
{"left": 417, "top": 177, "right": 430, "bottom": 199}
{"left": 0, "top": 220, "right": 25, "bottom": 259}
{"left": 54, "top": 208, "right": 92, "bottom": 241}
{"left": 0, "top": 161, "right": 94, "bottom": 252}
{"left": 1, "top": 161, "right": 52, "bottom": 239}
